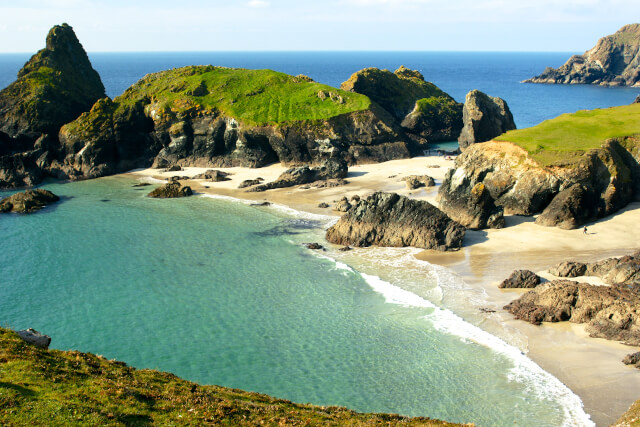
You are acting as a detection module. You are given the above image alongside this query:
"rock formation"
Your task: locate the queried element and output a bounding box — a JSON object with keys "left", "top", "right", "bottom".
{"left": 16, "top": 328, "right": 51, "bottom": 349}
{"left": 247, "top": 158, "right": 347, "bottom": 192}
{"left": 147, "top": 181, "right": 193, "bottom": 198}
{"left": 0, "top": 24, "right": 105, "bottom": 188}
{"left": 623, "top": 351, "right": 640, "bottom": 369}
{"left": 341, "top": 66, "right": 463, "bottom": 147}
{"left": 325, "top": 192, "right": 465, "bottom": 251}
{"left": 0, "top": 188, "right": 59, "bottom": 213}
{"left": 549, "top": 251, "right": 640, "bottom": 286}
{"left": 404, "top": 175, "right": 435, "bottom": 189}
{"left": 504, "top": 279, "right": 640, "bottom": 345}
{"left": 457, "top": 90, "right": 516, "bottom": 150}
{"left": 192, "top": 169, "right": 231, "bottom": 181}
{"left": 437, "top": 180, "right": 505, "bottom": 229}
{"left": 524, "top": 24, "right": 640, "bottom": 87}
{"left": 498, "top": 270, "right": 541, "bottom": 289}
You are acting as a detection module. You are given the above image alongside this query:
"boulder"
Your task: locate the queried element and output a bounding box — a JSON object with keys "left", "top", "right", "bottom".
{"left": 147, "top": 182, "right": 193, "bottom": 198}
{"left": 192, "top": 169, "right": 231, "bottom": 182}
{"left": 333, "top": 197, "right": 352, "bottom": 212}
{"left": 238, "top": 178, "right": 263, "bottom": 189}
{"left": 16, "top": 328, "right": 51, "bottom": 349}
{"left": 247, "top": 158, "right": 347, "bottom": 192}
{"left": 623, "top": 352, "right": 640, "bottom": 368}
{"left": 303, "top": 243, "right": 324, "bottom": 250}
{"left": 0, "top": 189, "right": 59, "bottom": 213}
{"left": 524, "top": 24, "right": 640, "bottom": 87}
{"left": 498, "top": 270, "right": 541, "bottom": 288}
{"left": 325, "top": 192, "right": 465, "bottom": 251}
{"left": 548, "top": 261, "right": 588, "bottom": 278}
{"left": 438, "top": 180, "right": 504, "bottom": 229}
{"left": 535, "top": 184, "right": 597, "bottom": 229}
{"left": 548, "top": 252, "right": 640, "bottom": 285}
{"left": 404, "top": 175, "right": 435, "bottom": 190}
{"left": 458, "top": 90, "right": 516, "bottom": 150}
{"left": 317, "top": 202, "right": 329, "bottom": 208}
{"left": 634, "top": 95, "right": 640, "bottom": 104}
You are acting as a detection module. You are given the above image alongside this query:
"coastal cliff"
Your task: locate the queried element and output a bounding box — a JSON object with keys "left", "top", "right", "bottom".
{"left": 524, "top": 23, "right": 640, "bottom": 87}
{"left": 438, "top": 104, "right": 640, "bottom": 229}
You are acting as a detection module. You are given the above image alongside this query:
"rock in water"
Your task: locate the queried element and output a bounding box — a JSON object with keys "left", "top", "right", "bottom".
{"left": 0, "top": 189, "right": 59, "bottom": 213}
{"left": 499, "top": 270, "right": 541, "bottom": 288}
{"left": 147, "top": 182, "right": 193, "bottom": 198}
{"left": 524, "top": 24, "right": 640, "bottom": 87}
{"left": 16, "top": 328, "right": 51, "bottom": 349}
{"left": 458, "top": 90, "right": 516, "bottom": 150}
{"left": 325, "top": 192, "right": 465, "bottom": 251}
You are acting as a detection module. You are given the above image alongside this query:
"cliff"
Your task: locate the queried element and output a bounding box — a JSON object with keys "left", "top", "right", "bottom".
{"left": 524, "top": 23, "right": 640, "bottom": 87}
{"left": 0, "top": 327, "right": 460, "bottom": 426}
{"left": 438, "top": 103, "right": 640, "bottom": 229}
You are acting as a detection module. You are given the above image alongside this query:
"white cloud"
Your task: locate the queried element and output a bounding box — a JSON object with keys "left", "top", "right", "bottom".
{"left": 248, "top": 0, "right": 269, "bottom": 7}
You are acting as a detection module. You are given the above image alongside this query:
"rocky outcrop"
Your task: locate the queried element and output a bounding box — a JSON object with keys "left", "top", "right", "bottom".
{"left": 525, "top": 24, "right": 640, "bottom": 87}
{"left": 247, "top": 158, "right": 347, "bottom": 192}
{"left": 504, "top": 279, "right": 640, "bottom": 345}
{"left": 147, "top": 181, "right": 193, "bottom": 198}
{"left": 192, "top": 169, "right": 231, "bottom": 181}
{"left": 498, "top": 270, "right": 541, "bottom": 288}
{"left": 16, "top": 328, "right": 51, "bottom": 349}
{"left": 457, "top": 90, "right": 515, "bottom": 150}
{"left": 437, "top": 180, "right": 504, "bottom": 229}
{"left": 325, "top": 192, "right": 465, "bottom": 251}
{"left": 0, "top": 188, "right": 59, "bottom": 213}
{"left": 341, "top": 66, "right": 463, "bottom": 147}
{"left": 404, "top": 175, "right": 435, "bottom": 189}
{"left": 549, "top": 251, "right": 640, "bottom": 285}
{"left": 634, "top": 95, "right": 640, "bottom": 103}
{"left": 437, "top": 137, "right": 640, "bottom": 229}
{"left": 623, "top": 352, "right": 640, "bottom": 369}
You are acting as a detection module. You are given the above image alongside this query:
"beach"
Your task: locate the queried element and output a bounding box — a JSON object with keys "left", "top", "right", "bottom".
{"left": 130, "top": 156, "right": 640, "bottom": 426}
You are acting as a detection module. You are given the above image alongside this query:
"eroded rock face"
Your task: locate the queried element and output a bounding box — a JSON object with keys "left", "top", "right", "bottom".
{"left": 147, "top": 181, "right": 193, "bottom": 198}
{"left": 524, "top": 24, "right": 640, "bottom": 87}
{"left": 437, "top": 180, "right": 504, "bottom": 229}
{"left": 498, "top": 270, "right": 541, "bottom": 288}
{"left": 325, "top": 191, "right": 465, "bottom": 251}
{"left": 0, "top": 188, "right": 59, "bottom": 213}
{"left": 535, "top": 184, "right": 598, "bottom": 229}
{"left": 504, "top": 279, "right": 640, "bottom": 345}
{"left": 247, "top": 158, "right": 347, "bottom": 192}
{"left": 457, "top": 90, "right": 516, "bottom": 150}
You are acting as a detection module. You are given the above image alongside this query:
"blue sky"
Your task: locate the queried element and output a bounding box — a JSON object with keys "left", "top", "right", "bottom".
{"left": 0, "top": 0, "right": 638, "bottom": 53}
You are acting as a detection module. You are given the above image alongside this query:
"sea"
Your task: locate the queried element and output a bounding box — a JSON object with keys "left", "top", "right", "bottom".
{"left": 1, "top": 52, "right": 639, "bottom": 426}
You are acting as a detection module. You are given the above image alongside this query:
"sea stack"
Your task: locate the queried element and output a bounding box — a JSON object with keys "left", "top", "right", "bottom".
{"left": 457, "top": 90, "right": 515, "bottom": 150}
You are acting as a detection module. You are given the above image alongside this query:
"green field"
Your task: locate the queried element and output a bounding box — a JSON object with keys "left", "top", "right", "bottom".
{"left": 119, "top": 66, "right": 371, "bottom": 125}
{"left": 496, "top": 103, "right": 640, "bottom": 166}
{"left": 0, "top": 328, "right": 456, "bottom": 426}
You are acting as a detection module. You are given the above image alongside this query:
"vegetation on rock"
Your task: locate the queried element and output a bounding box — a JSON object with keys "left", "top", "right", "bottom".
{"left": 0, "top": 327, "right": 459, "bottom": 426}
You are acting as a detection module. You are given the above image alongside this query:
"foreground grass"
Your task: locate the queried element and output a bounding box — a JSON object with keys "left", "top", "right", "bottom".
{"left": 0, "top": 328, "right": 462, "bottom": 426}
{"left": 496, "top": 103, "right": 640, "bottom": 166}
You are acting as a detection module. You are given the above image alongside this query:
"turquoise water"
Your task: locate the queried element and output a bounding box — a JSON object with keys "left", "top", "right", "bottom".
{"left": 0, "top": 177, "right": 592, "bottom": 426}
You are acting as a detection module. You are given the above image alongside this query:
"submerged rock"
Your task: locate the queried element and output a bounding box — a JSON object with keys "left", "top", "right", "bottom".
{"left": 0, "top": 188, "right": 59, "bottom": 213}
{"left": 325, "top": 191, "right": 465, "bottom": 251}
{"left": 147, "top": 181, "right": 193, "bottom": 198}
{"left": 458, "top": 90, "right": 516, "bottom": 150}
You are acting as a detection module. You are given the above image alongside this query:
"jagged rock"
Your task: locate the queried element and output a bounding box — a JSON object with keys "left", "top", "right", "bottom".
{"left": 333, "top": 197, "right": 352, "bottom": 212}
{"left": 325, "top": 192, "right": 465, "bottom": 251}
{"left": 623, "top": 352, "right": 640, "bottom": 368}
{"left": 16, "top": 328, "right": 51, "bottom": 349}
{"left": 192, "top": 169, "right": 231, "bottom": 182}
{"left": 437, "top": 180, "right": 504, "bottom": 230}
{"left": 400, "top": 96, "right": 463, "bottom": 143}
{"left": 404, "top": 175, "right": 435, "bottom": 190}
{"left": 0, "top": 189, "right": 59, "bottom": 213}
{"left": 548, "top": 252, "right": 640, "bottom": 285}
{"left": 498, "top": 270, "right": 541, "bottom": 288}
{"left": 549, "top": 261, "right": 588, "bottom": 278}
{"left": 238, "top": 178, "right": 263, "bottom": 189}
{"left": 535, "top": 183, "right": 598, "bottom": 229}
{"left": 303, "top": 242, "right": 324, "bottom": 250}
{"left": 524, "top": 24, "right": 640, "bottom": 87}
{"left": 458, "top": 90, "right": 516, "bottom": 150}
{"left": 147, "top": 181, "right": 193, "bottom": 198}
{"left": 504, "top": 279, "right": 640, "bottom": 345}
{"left": 247, "top": 158, "right": 347, "bottom": 192}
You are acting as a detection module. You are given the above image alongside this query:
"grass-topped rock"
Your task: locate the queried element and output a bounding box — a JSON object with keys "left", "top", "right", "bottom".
{"left": 0, "top": 327, "right": 460, "bottom": 426}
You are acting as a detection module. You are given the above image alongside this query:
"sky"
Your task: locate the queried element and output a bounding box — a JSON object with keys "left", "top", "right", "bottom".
{"left": 0, "top": 0, "right": 638, "bottom": 53}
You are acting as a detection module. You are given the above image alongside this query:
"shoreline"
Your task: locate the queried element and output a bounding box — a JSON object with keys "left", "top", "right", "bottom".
{"left": 129, "top": 156, "right": 640, "bottom": 426}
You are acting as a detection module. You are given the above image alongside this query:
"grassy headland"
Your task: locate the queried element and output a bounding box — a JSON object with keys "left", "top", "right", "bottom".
{"left": 496, "top": 103, "right": 640, "bottom": 166}
{"left": 0, "top": 328, "right": 461, "bottom": 426}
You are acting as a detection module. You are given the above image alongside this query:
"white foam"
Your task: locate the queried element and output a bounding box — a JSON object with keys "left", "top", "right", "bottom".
{"left": 199, "top": 193, "right": 254, "bottom": 205}
{"left": 358, "top": 271, "right": 594, "bottom": 427}
{"left": 137, "top": 177, "right": 166, "bottom": 184}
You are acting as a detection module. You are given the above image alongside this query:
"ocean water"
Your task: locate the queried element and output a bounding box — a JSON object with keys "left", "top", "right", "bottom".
{"left": 2, "top": 51, "right": 636, "bottom": 425}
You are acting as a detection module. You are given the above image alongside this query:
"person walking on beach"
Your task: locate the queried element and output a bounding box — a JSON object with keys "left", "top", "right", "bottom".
{"left": 583, "top": 226, "right": 588, "bottom": 235}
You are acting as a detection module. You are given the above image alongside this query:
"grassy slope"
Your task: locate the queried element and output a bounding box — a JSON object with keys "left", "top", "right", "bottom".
{"left": 0, "top": 328, "right": 461, "bottom": 426}
{"left": 496, "top": 103, "right": 640, "bottom": 166}
{"left": 119, "top": 66, "right": 371, "bottom": 126}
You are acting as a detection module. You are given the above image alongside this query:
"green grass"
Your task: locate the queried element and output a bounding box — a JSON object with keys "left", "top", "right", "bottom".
{"left": 118, "top": 66, "right": 371, "bottom": 126}
{"left": 0, "top": 328, "right": 461, "bottom": 426}
{"left": 496, "top": 103, "right": 640, "bottom": 166}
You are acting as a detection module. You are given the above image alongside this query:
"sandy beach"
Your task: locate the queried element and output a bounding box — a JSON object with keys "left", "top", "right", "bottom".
{"left": 130, "top": 156, "right": 640, "bottom": 426}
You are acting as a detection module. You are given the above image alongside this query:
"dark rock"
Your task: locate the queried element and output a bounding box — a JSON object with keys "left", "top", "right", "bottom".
{"left": 317, "top": 202, "right": 329, "bottom": 208}
{"left": 166, "top": 165, "right": 182, "bottom": 172}
{"left": 325, "top": 191, "right": 465, "bottom": 251}
{"left": 458, "top": 90, "right": 516, "bottom": 150}
{"left": 251, "top": 201, "right": 271, "bottom": 207}
{"left": 147, "top": 182, "right": 193, "bottom": 198}
{"left": 248, "top": 158, "right": 347, "bottom": 192}
{"left": 524, "top": 24, "right": 640, "bottom": 87}
{"left": 238, "top": 178, "right": 264, "bottom": 189}
{"left": 622, "top": 352, "right": 640, "bottom": 368}
{"left": 333, "top": 197, "right": 352, "bottom": 212}
{"left": 438, "top": 180, "right": 504, "bottom": 230}
{"left": 303, "top": 242, "right": 324, "bottom": 250}
{"left": 404, "top": 175, "right": 435, "bottom": 190}
{"left": 401, "top": 96, "right": 463, "bottom": 143}
{"left": 479, "top": 307, "right": 496, "bottom": 313}
{"left": 549, "top": 261, "right": 588, "bottom": 278}
{"left": 132, "top": 182, "right": 151, "bottom": 187}
{"left": 0, "top": 189, "right": 59, "bottom": 213}
{"left": 16, "top": 328, "right": 51, "bottom": 349}
{"left": 535, "top": 184, "right": 598, "bottom": 229}
{"left": 499, "top": 270, "right": 541, "bottom": 288}
{"left": 338, "top": 246, "right": 352, "bottom": 251}
{"left": 634, "top": 95, "right": 640, "bottom": 104}
{"left": 192, "top": 169, "right": 231, "bottom": 182}
{"left": 350, "top": 195, "right": 360, "bottom": 202}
